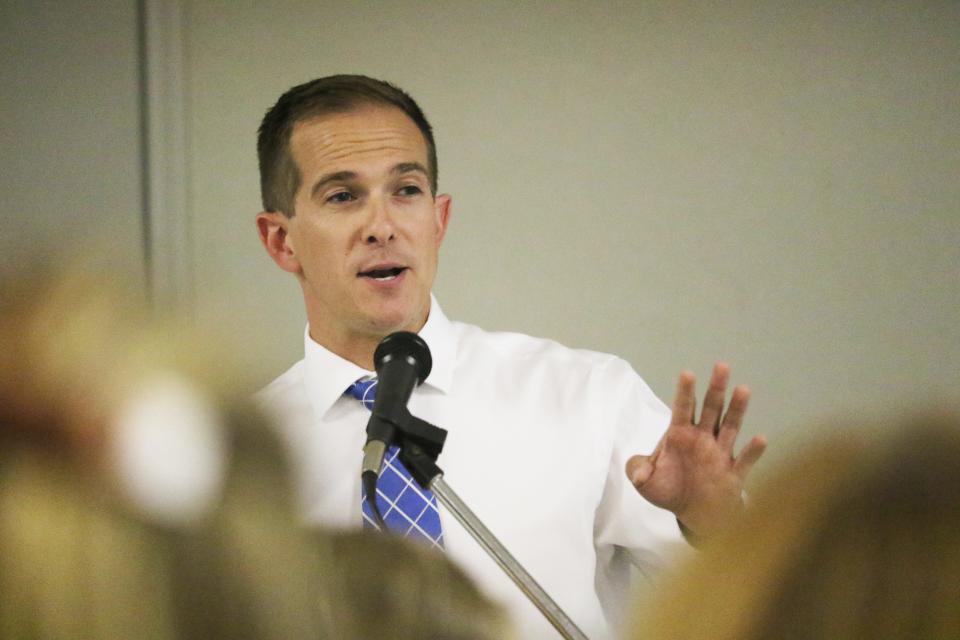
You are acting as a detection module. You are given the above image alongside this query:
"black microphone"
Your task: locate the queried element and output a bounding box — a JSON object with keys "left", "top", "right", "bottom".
{"left": 361, "top": 331, "right": 432, "bottom": 481}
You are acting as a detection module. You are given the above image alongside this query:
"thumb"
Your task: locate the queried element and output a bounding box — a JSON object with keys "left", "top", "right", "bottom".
{"left": 626, "top": 454, "right": 655, "bottom": 488}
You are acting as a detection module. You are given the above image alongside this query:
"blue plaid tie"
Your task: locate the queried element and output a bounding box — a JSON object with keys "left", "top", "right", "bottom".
{"left": 348, "top": 378, "right": 445, "bottom": 549}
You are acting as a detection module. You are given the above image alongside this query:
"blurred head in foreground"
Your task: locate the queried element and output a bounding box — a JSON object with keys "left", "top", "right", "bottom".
{"left": 634, "top": 413, "right": 960, "bottom": 640}
{"left": 0, "top": 267, "right": 509, "bottom": 639}
{"left": 0, "top": 415, "right": 508, "bottom": 640}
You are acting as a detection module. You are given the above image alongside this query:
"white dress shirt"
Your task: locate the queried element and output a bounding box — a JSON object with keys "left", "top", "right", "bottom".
{"left": 257, "top": 297, "right": 683, "bottom": 639}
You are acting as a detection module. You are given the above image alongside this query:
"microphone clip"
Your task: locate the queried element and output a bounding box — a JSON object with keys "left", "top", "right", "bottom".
{"left": 368, "top": 406, "right": 446, "bottom": 459}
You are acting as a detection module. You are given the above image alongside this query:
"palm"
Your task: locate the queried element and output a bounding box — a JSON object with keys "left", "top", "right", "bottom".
{"left": 626, "top": 364, "right": 767, "bottom": 538}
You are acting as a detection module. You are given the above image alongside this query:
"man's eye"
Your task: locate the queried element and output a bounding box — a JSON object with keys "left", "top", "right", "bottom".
{"left": 397, "top": 185, "right": 423, "bottom": 197}
{"left": 327, "top": 191, "right": 355, "bottom": 204}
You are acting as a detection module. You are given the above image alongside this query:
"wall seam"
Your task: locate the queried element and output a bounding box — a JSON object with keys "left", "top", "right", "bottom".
{"left": 141, "top": 0, "right": 192, "bottom": 314}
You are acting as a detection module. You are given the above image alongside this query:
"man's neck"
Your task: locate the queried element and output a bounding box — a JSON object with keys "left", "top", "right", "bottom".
{"left": 306, "top": 328, "right": 380, "bottom": 371}
{"left": 302, "top": 298, "right": 432, "bottom": 371}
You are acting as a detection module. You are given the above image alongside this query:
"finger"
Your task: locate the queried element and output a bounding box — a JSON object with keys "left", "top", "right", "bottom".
{"left": 647, "top": 432, "right": 665, "bottom": 461}
{"left": 671, "top": 371, "right": 697, "bottom": 427}
{"left": 717, "top": 384, "right": 751, "bottom": 451}
{"left": 733, "top": 434, "right": 768, "bottom": 479}
{"left": 626, "top": 454, "right": 655, "bottom": 487}
{"left": 698, "top": 362, "right": 729, "bottom": 434}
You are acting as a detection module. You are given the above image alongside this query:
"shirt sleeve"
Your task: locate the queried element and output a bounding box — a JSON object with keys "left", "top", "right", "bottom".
{"left": 590, "top": 357, "right": 686, "bottom": 621}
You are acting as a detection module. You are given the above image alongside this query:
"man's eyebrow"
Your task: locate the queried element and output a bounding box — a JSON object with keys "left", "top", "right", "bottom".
{"left": 309, "top": 163, "right": 428, "bottom": 199}
{"left": 310, "top": 171, "right": 357, "bottom": 199}
{"left": 392, "top": 162, "right": 429, "bottom": 177}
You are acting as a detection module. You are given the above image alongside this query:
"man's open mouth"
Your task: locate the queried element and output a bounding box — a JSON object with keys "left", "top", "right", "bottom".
{"left": 358, "top": 266, "right": 407, "bottom": 281}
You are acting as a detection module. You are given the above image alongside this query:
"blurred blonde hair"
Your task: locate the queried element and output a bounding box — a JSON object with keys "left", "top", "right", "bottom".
{"left": 0, "top": 266, "right": 509, "bottom": 640}
{"left": 314, "top": 531, "right": 510, "bottom": 640}
{"left": 633, "top": 413, "right": 960, "bottom": 640}
{"left": 0, "top": 408, "right": 509, "bottom": 639}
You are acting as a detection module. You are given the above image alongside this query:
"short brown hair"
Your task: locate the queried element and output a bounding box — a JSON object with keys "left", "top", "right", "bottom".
{"left": 257, "top": 75, "right": 439, "bottom": 217}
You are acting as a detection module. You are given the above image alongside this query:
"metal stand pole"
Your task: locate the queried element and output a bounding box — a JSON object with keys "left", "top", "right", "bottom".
{"left": 429, "top": 475, "right": 590, "bottom": 640}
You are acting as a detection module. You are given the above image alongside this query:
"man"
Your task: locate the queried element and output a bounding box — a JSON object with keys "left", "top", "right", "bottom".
{"left": 255, "top": 75, "right": 766, "bottom": 639}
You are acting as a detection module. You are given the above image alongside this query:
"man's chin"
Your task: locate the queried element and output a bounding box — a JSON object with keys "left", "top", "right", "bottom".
{"left": 363, "top": 307, "right": 427, "bottom": 338}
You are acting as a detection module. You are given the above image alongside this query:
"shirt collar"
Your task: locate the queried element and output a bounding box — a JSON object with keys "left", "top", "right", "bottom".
{"left": 303, "top": 294, "right": 456, "bottom": 419}
{"left": 418, "top": 294, "right": 455, "bottom": 394}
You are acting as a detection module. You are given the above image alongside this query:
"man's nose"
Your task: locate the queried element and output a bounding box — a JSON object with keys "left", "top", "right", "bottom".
{"left": 362, "top": 196, "right": 396, "bottom": 245}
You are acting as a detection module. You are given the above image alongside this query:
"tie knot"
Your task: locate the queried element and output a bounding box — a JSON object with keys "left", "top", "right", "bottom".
{"left": 347, "top": 378, "right": 378, "bottom": 410}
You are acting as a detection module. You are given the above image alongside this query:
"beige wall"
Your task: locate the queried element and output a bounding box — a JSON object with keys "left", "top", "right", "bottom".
{"left": 0, "top": 0, "right": 144, "bottom": 286}
{"left": 5, "top": 2, "right": 957, "bottom": 470}
{"left": 184, "top": 1, "right": 960, "bottom": 466}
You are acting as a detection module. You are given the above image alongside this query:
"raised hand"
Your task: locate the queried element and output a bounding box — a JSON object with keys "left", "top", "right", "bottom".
{"left": 625, "top": 363, "right": 767, "bottom": 539}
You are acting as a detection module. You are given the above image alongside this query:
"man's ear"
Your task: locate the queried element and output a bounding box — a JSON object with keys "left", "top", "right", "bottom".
{"left": 256, "top": 211, "right": 301, "bottom": 274}
{"left": 433, "top": 194, "right": 452, "bottom": 246}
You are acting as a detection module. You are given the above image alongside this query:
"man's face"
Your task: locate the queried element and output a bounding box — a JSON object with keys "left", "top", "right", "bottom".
{"left": 264, "top": 105, "right": 451, "bottom": 354}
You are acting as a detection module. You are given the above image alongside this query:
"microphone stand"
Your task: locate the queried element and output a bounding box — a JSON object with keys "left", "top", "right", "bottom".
{"left": 385, "top": 415, "right": 589, "bottom": 640}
